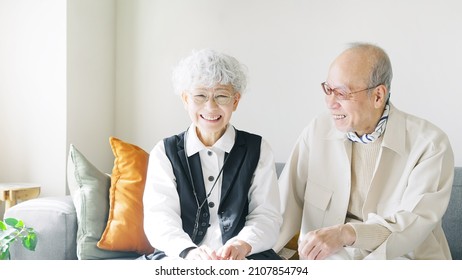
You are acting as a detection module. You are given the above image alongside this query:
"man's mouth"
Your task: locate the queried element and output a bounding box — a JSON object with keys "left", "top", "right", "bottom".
{"left": 333, "top": 114, "right": 346, "bottom": 120}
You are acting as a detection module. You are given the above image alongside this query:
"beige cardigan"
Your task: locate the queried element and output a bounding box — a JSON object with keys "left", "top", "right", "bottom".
{"left": 275, "top": 104, "right": 454, "bottom": 259}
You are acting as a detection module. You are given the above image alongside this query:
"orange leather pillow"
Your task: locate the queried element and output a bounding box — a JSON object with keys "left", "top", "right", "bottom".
{"left": 97, "top": 137, "right": 154, "bottom": 255}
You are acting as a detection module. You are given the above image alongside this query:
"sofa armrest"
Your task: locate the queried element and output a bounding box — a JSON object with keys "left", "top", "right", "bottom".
{"left": 4, "top": 196, "right": 78, "bottom": 260}
{"left": 442, "top": 167, "right": 462, "bottom": 260}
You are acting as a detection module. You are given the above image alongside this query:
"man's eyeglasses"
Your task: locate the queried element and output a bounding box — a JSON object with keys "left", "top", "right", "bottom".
{"left": 321, "top": 82, "right": 380, "bottom": 100}
{"left": 189, "top": 89, "right": 236, "bottom": 105}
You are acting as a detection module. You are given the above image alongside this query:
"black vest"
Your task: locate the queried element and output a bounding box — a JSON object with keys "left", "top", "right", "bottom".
{"left": 164, "top": 129, "right": 261, "bottom": 245}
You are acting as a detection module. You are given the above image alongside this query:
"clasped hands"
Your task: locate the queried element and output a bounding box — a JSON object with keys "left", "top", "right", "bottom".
{"left": 185, "top": 240, "right": 252, "bottom": 260}
{"left": 298, "top": 224, "right": 356, "bottom": 260}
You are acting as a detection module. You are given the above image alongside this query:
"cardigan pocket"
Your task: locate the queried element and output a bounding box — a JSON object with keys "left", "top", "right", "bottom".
{"left": 304, "top": 180, "right": 333, "bottom": 229}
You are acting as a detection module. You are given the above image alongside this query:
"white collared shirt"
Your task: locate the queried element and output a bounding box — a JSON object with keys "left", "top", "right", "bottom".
{"left": 143, "top": 123, "right": 282, "bottom": 257}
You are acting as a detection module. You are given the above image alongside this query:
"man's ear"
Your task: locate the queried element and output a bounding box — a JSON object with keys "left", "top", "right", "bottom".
{"left": 373, "top": 85, "right": 388, "bottom": 109}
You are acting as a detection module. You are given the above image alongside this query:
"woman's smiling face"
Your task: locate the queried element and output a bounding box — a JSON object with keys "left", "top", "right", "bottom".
{"left": 182, "top": 83, "right": 240, "bottom": 146}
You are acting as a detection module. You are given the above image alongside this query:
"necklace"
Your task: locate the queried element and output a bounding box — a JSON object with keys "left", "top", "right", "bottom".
{"left": 183, "top": 129, "right": 232, "bottom": 241}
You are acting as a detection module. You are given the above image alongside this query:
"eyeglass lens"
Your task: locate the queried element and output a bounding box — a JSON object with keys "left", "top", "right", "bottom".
{"left": 191, "top": 89, "right": 235, "bottom": 105}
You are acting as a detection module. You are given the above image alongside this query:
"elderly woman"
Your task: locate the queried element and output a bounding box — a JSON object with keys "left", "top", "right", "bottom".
{"left": 143, "top": 49, "right": 282, "bottom": 260}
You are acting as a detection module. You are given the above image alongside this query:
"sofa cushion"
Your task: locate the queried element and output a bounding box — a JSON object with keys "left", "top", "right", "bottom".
{"left": 97, "top": 137, "right": 154, "bottom": 255}
{"left": 67, "top": 144, "right": 139, "bottom": 259}
{"left": 4, "top": 196, "right": 77, "bottom": 260}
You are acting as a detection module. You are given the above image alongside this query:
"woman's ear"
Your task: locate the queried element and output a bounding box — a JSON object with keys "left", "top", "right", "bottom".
{"left": 181, "top": 92, "right": 189, "bottom": 110}
{"left": 233, "top": 93, "right": 241, "bottom": 111}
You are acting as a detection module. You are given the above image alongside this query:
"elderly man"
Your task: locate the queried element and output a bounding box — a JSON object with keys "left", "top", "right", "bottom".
{"left": 275, "top": 43, "right": 454, "bottom": 260}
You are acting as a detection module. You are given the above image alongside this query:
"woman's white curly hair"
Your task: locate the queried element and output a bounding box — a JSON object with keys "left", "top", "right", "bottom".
{"left": 172, "top": 49, "right": 248, "bottom": 95}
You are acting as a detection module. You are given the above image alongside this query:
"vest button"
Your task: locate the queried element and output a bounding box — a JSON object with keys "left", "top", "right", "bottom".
{"left": 202, "top": 213, "right": 208, "bottom": 217}
{"left": 208, "top": 202, "right": 215, "bottom": 208}
{"left": 198, "top": 231, "right": 203, "bottom": 235}
{"left": 208, "top": 176, "right": 214, "bottom": 182}
{"left": 201, "top": 222, "right": 207, "bottom": 227}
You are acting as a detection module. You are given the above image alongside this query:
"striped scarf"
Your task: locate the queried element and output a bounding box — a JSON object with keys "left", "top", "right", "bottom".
{"left": 346, "top": 103, "right": 390, "bottom": 143}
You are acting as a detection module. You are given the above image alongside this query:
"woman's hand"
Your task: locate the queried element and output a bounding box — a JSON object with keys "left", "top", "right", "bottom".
{"left": 217, "top": 240, "right": 252, "bottom": 260}
{"left": 185, "top": 245, "right": 219, "bottom": 260}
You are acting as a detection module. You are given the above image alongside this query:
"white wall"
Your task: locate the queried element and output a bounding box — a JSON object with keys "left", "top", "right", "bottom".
{"left": 0, "top": 0, "right": 67, "bottom": 200}
{"left": 67, "top": 0, "right": 115, "bottom": 176}
{"left": 0, "top": 0, "right": 115, "bottom": 213}
{"left": 116, "top": 0, "right": 462, "bottom": 166}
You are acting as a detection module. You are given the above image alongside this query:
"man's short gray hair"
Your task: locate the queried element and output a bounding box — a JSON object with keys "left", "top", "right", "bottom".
{"left": 348, "top": 42, "right": 393, "bottom": 93}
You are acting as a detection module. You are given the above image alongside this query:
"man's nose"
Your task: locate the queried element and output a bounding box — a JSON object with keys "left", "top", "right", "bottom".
{"left": 325, "top": 94, "right": 340, "bottom": 109}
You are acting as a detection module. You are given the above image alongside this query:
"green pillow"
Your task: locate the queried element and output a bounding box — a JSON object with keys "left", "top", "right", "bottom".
{"left": 67, "top": 144, "right": 139, "bottom": 259}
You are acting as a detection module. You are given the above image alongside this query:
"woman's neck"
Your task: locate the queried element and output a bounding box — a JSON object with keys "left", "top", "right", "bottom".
{"left": 196, "top": 126, "right": 227, "bottom": 147}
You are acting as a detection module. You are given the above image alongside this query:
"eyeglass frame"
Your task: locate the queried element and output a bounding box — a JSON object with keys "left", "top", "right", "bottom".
{"left": 321, "top": 82, "right": 381, "bottom": 100}
{"left": 187, "top": 88, "right": 237, "bottom": 105}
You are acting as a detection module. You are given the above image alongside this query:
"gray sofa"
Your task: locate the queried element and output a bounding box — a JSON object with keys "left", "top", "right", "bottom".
{"left": 5, "top": 165, "right": 462, "bottom": 260}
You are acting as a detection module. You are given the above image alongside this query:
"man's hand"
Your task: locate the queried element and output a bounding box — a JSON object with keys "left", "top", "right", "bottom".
{"left": 298, "top": 224, "right": 356, "bottom": 260}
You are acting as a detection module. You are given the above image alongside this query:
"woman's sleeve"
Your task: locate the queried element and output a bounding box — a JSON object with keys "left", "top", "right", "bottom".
{"left": 143, "top": 141, "right": 196, "bottom": 257}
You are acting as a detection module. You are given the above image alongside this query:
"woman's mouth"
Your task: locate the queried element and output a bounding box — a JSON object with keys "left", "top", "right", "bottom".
{"left": 201, "top": 114, "right": 221, "bottom": 121}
